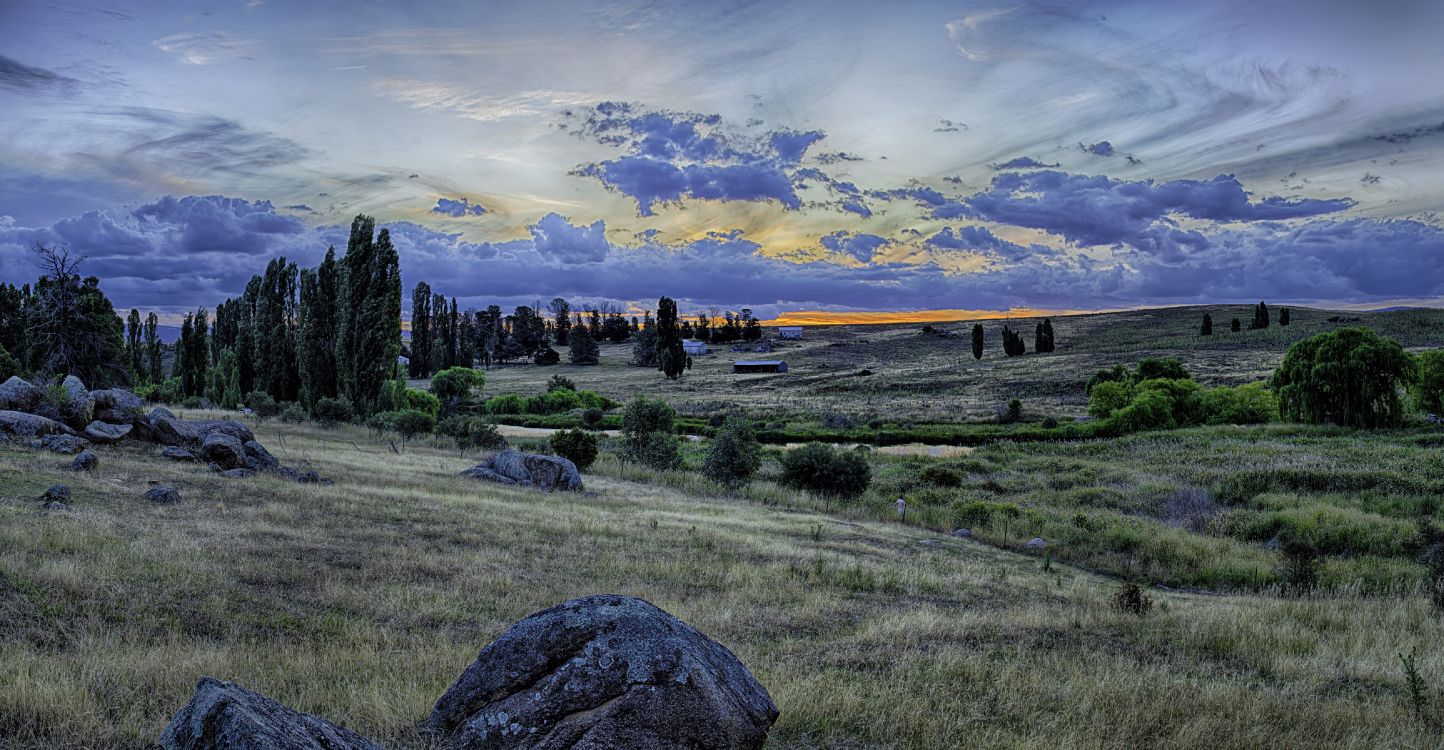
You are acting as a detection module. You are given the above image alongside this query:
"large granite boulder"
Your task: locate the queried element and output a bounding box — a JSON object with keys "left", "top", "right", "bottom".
{"left": 85, "top": 420, "right": 132, "bottom": 444}
{"left": 0, "top": 376, "right": 42, "bottom": 413}
{"left": 0, "top": 410, "right": 76, "bottom": 439}
{"left": 158, "top": 677, "right": 385, "bottom": 750}
{"left": 460, "top": 448, "right": 583, "bottom": 492}
{"left": 147, "top": 408, "right": 200, "bottom": 448}
{"left": 190, "top": 419, "right": 255, "bottom": 444}
{"left": 201, "top": 432, "right": 247, "bottom": 471}
{"left": 58, "top": 375, "right": 95, "bottom": 428}
{"left": 69, "top": 449, "right": 98, "bottom": 471}
{"left": 91, "top": 387, "right": 146, "bottom": 424}
{"left": 425, "top": 594, "right": 778, "bottom": 750}
{"left": 160, "top": 446, "right": 197, "bottom": 462}
{"left": 243, "top": 440, "right": 279, "bottom": 471}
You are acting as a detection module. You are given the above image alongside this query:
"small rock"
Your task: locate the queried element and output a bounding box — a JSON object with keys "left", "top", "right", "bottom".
{"left": 158, "top": 677, "right": 385, "bottom": 750}
{"left": 144, "top": 486, "right": 181, "bottom": 504}
{"left": 220, "top": 468, "right": 256, "bottom": 479}
{"left": 69, "top": 449, "right": 98, "bottom": 471}
{"left": 298, "top": 470, "right": 321, "bottom": 484}
{"left": 40, "top": 500, "right": 73, "bottom": 512}
{"left": 41, "top": 484, "right": 70, "bottom": 503}
{"left": 1024, "top": 537, "right": 1047, "bottom": 549}
{"left": 952, "top": 528, "right": 972, "bottom": 538}
{"left": 160, "top": 446, "right": 197, "bottom": 461}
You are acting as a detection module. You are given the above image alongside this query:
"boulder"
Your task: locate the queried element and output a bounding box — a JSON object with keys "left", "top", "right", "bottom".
{"left": 41, "top": 434, "right": 90, "bottom": 455}
{"left": 952, "top": 528, "right": 972, "bottom": 538}
{"left": 144, "top": 486, "right": 182, "bottom": 504}
{"left": 148, "top": 408, "right": 200, "bottom": 448}
{"left": 1025, "top": 537, "right": 1048, "bottom": 549}
{"left": 69, "top": 449, "right": 98, "bottom": 471}
{"left": 91, "top": 388, "right": 146, "bottom": 424}
{"left": 190, "top": 419, "right": 255, "bottom": 444}
{"left": 158, "top": 677, "right": 385, "bottom": 750}
{"left": 42, "top": 484, "right": 70, "bottom": 504}
{"left": 0, "top": 410, "right": 76, "bottom": 439}
{"left": 243, "top": 440, "right": 279, "bottom": 471}
{"left": 425, "top": 594, "right": 778, "bottom": 750}
{"left": 58, "top": 375, "right": 96, "bottom": 428}
{"left": 460, "top": 448, "right": 583, "bottom": 492}
{"left": 201, "top": 432, "right": 247, "bottom": 471}
{"left": 0, "top": 376, "right": 42, "bottom": 412}
{"left": 160, "top": 446, "right": 197, "bottom": 461}
{"left": 85, "top": 421, "right": 132, "bottom": 444}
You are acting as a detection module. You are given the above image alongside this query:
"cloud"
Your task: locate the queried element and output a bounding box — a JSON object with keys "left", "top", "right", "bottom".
{"left": 1080, "top": 141, "right": 1115, "bottom": 157}
{"left": 528, "top": 212, "right": 610, "bottom": 264}
{"left": 0, "top": 55, "right": 79, "bottom": 91}
{"left": 1372, "top": 120, "right": 1444, "bottom": 145}
{"left": 820, "top": 231, "right": 890, "bottom": 263}
{"left": 934, "top": 119, "right": 967, "bottom": 133}
{"left": 373, "top": 78, "right": 599, "bottom": 122}
{"left": 888, "top": 170, "right": 1354, "bottom": 247}
{"left": 569, "top": 102, "right": 832, "bottom": 215}
{"left": 284, "top": 204, "right": 314, "bottom": 213}
{"left": 924, "top": 226, "right": 1059, "bottom": 262}
{"left": 432, "top": 197, "right": 487, "bottom": 217}
{"left": 152, "top": 32, "right": 254, "bottom": 65}
{"left": 990, "top": 156, "right": 1059, "bottom": 170}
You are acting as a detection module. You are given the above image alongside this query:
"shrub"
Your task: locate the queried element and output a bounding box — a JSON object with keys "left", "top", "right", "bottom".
{"left": 1273, "top": 327, "right": 1413, "bottom": 428}
{"left": 311, "top": 396, "right": 354, "bottom": 427}
{"left": 702, "top": 414, "right": 761, "bottom": 487}
{"left": 620, "top": 396, "right": 681, "bottom": 470}
{"left": 430, "top": 367, "right": 485, "bottom": 403}
{"left": 390, "top": 408, "right": 436, "bottom": 442}
{"left": 1280, "top": 536, "right": 1320, "bottom": 591}
{"left": 278, "top": 403, "right": 306, "bottom": 423}
{"left": 181, "top": 396, "right": 203, "bottom": 409}
{"left": 245, "top": 391, "right": 277, "bottom": 420}
{"left": 1042, "top": 416, "right": 1059, "bottom": 429}
{"left": 1136, "top": 378, "right": 1206, "bottom": 426}
{"left": 1088, "top": 380, "right": 1132, "bottom": 419}
{"left": 403, "top": 388, "right": 441, "bottom": 418}
{"left": 919, "top": 464, "right": 962, "bottom": 488}
{"left": 1005, "top": 398, "right": 1022, "bottom": 423}
{"left": 550, "top": 428, "right": 598, "bottom": 470}
{"left": 547, "top": 374, "right": 576, "bottom": 392}
{"left": 778, "top": 442, "right": 872, "bottom": 500}
{"left": 485, "top": 393, "right": 527, "bottom": 415}
{"left": 534, "top": 346, "right": 561, "bottom": 366}
{"left": 1411, "top": 349, "right": 1444, "bottom": 415}
{"left": 471, "top": 421, "right": 507, "bottom": 451}
{"left": 1107, "top": 387, "right": 1176, "bottom": 432}
{"left": 1111, "top": 581, "right": 1154, "bottom": 616}
{"left": 0, "top": 343, "right": 18, "bottom": 381}
{"left": 1202, "top": 382, "right": 1276, "bottom": 425}
{"left": 581, "top": 407, "right": 605, "bottom": 429}
{"left": 1135, "top": 357, "right": 1190, "bottom": 382}
{"left": 1086, "top": 364, "right": 1130, "bottom": 395}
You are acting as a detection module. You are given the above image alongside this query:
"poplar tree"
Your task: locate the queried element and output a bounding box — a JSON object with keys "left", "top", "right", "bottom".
{"left": 144, "top": 312, "right": 162, "bottom": 384}
{"left": 126, "top": 309, "right": 143, "bottom": 382}
{"left": 410, "top": 281, "right": 432, "bottom": 378}
{"left": 334, "top": 218, "right": 401, "bottom": 417}
{"left": 656, "top": 296, "right": 686, "bottom": 379}
{"left": 298, "top": 248, "right": 340, "bottom": 407}
{"left": 549, "top": 298, "right": 570, "bottom": 345}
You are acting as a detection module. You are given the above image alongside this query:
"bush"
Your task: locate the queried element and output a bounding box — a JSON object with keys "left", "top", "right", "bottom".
{"left": 1111, "top": 581, "right": 1154, "bottom": 616}
{"left": 245, "top": 391, "right": 277, "bottom": 419}
{"left": 1202, "top": 382, "right": 1276, "bottom": 425}
{"left": 485, "top": 393, "right": 527, "bottom": 415}
{"left": 547, "top": 374, "right": 576, "bottom": 392}
{"left": 1004, "top": 398, "right": 1022, "bottom": 423}
{"left": 153, "top": 379, "right": 185, "bottom": 405}
{"left": 919, "top": 464, "right": 962, "bottom": 488}
{"left": 1042, "top": 416, "right": 1059, "bottom": 429}
{"left": 1086, "top": 364, "right": 1130, "bottom": 395}
{"left": 581, "top": 407, "right": 605, "bottom": 429}
{"left": 620, "top": 396, "right": 680, "bottom": 470}
{"left": 550, "top": 428, "right": 598, "bottom": 470}
{"left": 1411, "top": 349, "right": 1444, "bottom": 415}
{"left": 181, "top": 395, "right": 203, "bottom": 409}
{"left": 534, "top": 346, "right": 561, "bottom": 366}
{"left": 430, "top": 366, "right": 485, "bottom": 403}
{"left": 403, "top": 388, "right": 441, "bottom": 418}
{"left": 1280, "top": 536, "right": 1320, "bottom": 591}
{"left": 278, "top": 403, "right": 306, "bottom": 423}
{"left": 390, "top": 408, "right": 435, "bottom": 441}
{"left": 311, "top": 396, "right": 354, "bottom": 427}
{"left": 702, "top": 414, "right": 761, "bottom": 487}
{"left": 1135, "top": 357, "right": 1190, "bottom": 382}
{"left": 1088, "top": 380, "right": 1131, "bottom": 419}
{"left": 0, "top": 343, "right": 19, "bottom": 381}
{"left": 1273, "top": 328, "right": 1413, "bottom": 428}
{"left": 778, "top": 442, "right": 872, "bottom": 500}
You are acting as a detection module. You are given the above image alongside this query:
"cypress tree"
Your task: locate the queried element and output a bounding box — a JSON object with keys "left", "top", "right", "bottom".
{"left": 1231, "top": 317, "right": 1242, "bottom": 333}
{"left": 1279, "top": 307, "right": 1291, "bottom": 326}
{"left": 656, "top": 297, "right": 686, "bottom": 379}
{"left": 971, "top": 323, "right": 984, "bottom": 360}
{"left": 1200, "top": 313, "right": 1213, "bottom": 336}
{"left": 126, "top": 309, "right": 142, "bottom": 382}
{"left": 448, "top": 297, "right": 460, "bottom": 366}
{"left": 410, "top": 282, "right": 431, "bottom": 378}
{"left": 1251, "top": 301, "right": 1270, "bottom": 330}
{"left": 144, "top": 312, "right": 162, "bottom": 384}
{"left": 430, "top": 291, "right": 449, "bottom": 374}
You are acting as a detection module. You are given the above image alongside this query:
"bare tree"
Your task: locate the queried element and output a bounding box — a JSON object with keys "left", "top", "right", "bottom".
{"left": 28, "top": 242, "right": 87, "bottom": 378}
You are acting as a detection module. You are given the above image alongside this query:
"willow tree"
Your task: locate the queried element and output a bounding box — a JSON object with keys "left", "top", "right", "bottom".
{"left": 1272, "top": 327, "right": 1413, "bottom": 428}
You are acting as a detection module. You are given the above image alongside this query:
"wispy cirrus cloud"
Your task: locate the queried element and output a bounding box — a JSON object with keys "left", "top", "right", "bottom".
{"left": 152, "top": 32, "right": 254, "bottom": 65}
{"left": 0, "top": 55, "right": 79, "bottom": 91}
{"left": 373, "top": 77, "right": 600, "bottom": 122}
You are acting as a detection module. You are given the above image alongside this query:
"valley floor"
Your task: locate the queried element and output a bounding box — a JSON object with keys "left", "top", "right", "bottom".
{"left": 2, "top": 417, "right": 1442, "bottom": 748}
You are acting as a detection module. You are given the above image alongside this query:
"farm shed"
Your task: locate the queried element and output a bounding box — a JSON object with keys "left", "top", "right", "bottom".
{"left": 683, "top": 339, "right": 709, "bottom": 355}
{"left": 733, "top": 360, "right": 788, "bottom": 374}
{"left": 778, "top": 326, "right": 803, "bottom": 339}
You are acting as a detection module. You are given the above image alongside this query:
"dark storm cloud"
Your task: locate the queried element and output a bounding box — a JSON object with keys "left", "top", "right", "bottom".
{"left": 820, "top": 231, "right": 890, "bottom": 263}
{"left": 569, "top": 102, "right": 831, "bottom": 216}
{"left": 0, "top": 55, "right": 79, "bottom": 90}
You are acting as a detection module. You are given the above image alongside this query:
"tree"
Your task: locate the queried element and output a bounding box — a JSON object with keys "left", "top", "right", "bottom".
{"left": 549, "top": 298, "right": 571, "bottom": 346}
{"left": 1135, "top": 357, "right": 1190, "bottom": 382}
{"left": 391, "top": 408, "right": 436, "bottom": 446}
{"left": 1001, "top": 325, "right": 1026, "bottom": 356}
{"left": 1251, "top": 301, "right": 1270, "bottom": 330}
{"left": 1411, "top": 349, "right": 1444, "bottom": 415}
{"left": 1279, "top": 307, "right": 1291, "bottom": 327}
{"left": 208, "top": 348, "right": 241, "bottom": 409}
{"left": 1200, "top": 313, "right": 1213, "bottom": 336}
{"left": 1272, "top": 327, "right": 1413, "bottom": 428}
{"left": 569, "top": 325, "right": 599, "bottom": 365}
{"left": 1231, "top": 317, "right": 1242, "bottom": 333}
{"left": 620, "top": 396, "right": 680, "bottom": 469}
{"left": 430, "top": 366, "right": 485, "bottom": 411}
{"left": 971, "top": 323, "right": 984, "bottom": 360}
{"left": 298, "top": 248, "right": 340, "bottom": 408}
{"left": 702, "top": 414, "right": 761, "bottom": 487}
{"left": 27, "top": 243, "right": 127, "bottom": 386}
{"left": 125, "top": 309, "right": 143, "bottom": 381}
{"left": 550, "top": 428, "right": 598, "bottom": 470}
{"left": 630, "top": 326, "right": 658, "bottom": 367}
{"left": 1034, "top": 318, "right": 1055, "bottom": 353}
{"left": 655, "top": 297, "right": 686, "bottom": 379}
{"left": 144, "top": 312, "right": 163, "bottom": 384}
{"left": 410, "top": 281, "right": 432, "bottom": 378}
{"left": 335, "top": 216, "right": 402, "bottom": 417}
{"left": 778, "top": 443, "right": 871, "bottom": 500}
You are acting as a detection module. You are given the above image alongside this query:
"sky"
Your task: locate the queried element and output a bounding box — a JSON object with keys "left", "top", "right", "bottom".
{"left": 2, "top": 0, "right": 1444, "bottom": 322}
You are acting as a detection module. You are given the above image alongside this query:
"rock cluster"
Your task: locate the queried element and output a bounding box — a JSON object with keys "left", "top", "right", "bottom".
{"left": 0, "top": 375, "right": 327, "bottom": 486}
{"left": 460, "top": 448, "right": 583, "bottom": 492}
{"left": 158, "top": 596, "right": 777, "bottom": 750}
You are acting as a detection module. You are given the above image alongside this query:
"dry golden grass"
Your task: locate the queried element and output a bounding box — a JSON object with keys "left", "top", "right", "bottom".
{"left": 2, "top": 414, "right": 1443, "bottom": 748}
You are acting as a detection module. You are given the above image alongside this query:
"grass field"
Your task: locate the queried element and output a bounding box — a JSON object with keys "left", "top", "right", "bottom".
{"left": 475, "top": 304, "right": 1444, "bottom": 425}
{"left": 4, "top": 416, "right": 1444, "bottom": 749}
